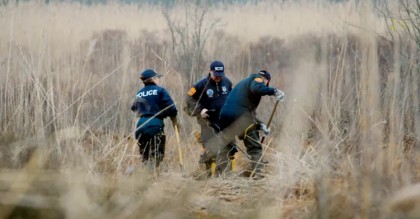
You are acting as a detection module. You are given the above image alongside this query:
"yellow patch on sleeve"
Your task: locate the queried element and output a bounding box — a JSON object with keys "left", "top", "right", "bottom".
{"left": 254, "top": 78, "right": 263, "bottom": 83}
{"left": 187, "top": 87, "right": 197, "bottom": 96}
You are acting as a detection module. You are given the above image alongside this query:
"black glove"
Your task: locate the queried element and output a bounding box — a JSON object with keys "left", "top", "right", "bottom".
{"left": 170, "top": 116, "right": 180, "bottom": 130}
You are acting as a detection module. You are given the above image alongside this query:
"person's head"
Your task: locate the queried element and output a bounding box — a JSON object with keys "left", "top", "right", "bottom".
{"left": 139, "top": 69, "right": 162, "bottom": 85}
{"left": 209, "top": 60, "right": 225, "bottom": 82}
{"left": 258, "top": 70, "right": 271, "bottom": 86}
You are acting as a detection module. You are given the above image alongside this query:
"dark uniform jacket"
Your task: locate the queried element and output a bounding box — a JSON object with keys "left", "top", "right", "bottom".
{"left": 185, "top": 74, "right": 233, "bottom": 124}
{"left": 219, "top": 73, "right": 275, "bottom": 130}
{"left": 131, "top": 82, "right": 178, "bottom": 137}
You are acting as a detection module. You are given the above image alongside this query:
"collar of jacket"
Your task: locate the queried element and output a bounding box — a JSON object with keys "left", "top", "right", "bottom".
{"left": 143, "top": 82, "right": 157, "bottom": 86}
{"left": 207, "top": 74, "right": 223, "bottom": 84}
{"left": 250, "top": 73, "right": 262, "bottom": 79}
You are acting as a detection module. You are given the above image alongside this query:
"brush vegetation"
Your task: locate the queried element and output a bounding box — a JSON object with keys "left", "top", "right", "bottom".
{"left": 0, "top": 0, "right": 419, "bottom": 218}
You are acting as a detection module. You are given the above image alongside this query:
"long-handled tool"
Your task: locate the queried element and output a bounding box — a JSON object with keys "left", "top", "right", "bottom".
{"left": 248, "top": 100, "right": 280, "bottom": 179}
{"left": 174, "top": 125, "right": 184, "bottom": 174}
{"left": 260, "top": 100, "right": 280, "bottom": 144}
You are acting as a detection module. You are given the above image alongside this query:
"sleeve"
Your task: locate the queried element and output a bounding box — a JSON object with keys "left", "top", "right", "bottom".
{"left": 249, "top": 77, "right": 275, "bottom": 96}
{"left": 130, "top": 95, "right": 140, "bottom": 113}
{"left": 184, "top": 82, "right": 204, "bottom": 116}
{"left": 130, "top": 101, "right": 137, "bottom": 112}
{"left": 159, "top": 88, "right": 178, "bottom": 118}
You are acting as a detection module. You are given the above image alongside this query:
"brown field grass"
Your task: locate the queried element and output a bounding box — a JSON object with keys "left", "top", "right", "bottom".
{"left": 0, "top": 0, "right": 419, "bottom": 218}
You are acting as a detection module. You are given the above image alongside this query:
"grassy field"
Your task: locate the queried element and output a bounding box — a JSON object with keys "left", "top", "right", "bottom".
{"left": 0, "top": 0, "right": 419, "bottom": 218}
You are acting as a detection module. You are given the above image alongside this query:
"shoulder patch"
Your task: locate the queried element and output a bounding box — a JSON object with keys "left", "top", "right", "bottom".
{"left": 187, "top": 87, "right": 197, "bottom": 96}
{"left": 254, "top": 78, "right": 263, "bottom": 83}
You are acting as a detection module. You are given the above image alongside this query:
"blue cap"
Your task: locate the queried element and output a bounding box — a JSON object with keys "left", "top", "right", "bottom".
{"left": 210, "top": 60, "right": 225, "bottom": 77}
{"left": 139, "top": 69, "right": 162, "bottom": 81}
{"left": 258, "top": 70, "right": 271, "bottom": 81}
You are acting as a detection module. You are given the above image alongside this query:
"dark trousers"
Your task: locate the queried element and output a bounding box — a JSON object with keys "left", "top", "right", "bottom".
{"left": 239, "top": 126, "right": 264, "bottom": 176}
{"left": 137, "top": 130, "right": 166, "bottom": 168}
{"left": 198, "top": 119, "right": 236, "bottom": 168}
{"left": 197, "top": 118, "right": 220, "bottom": 143}
{"left": 208, "top": 114, "right": 263, "bottom": 175}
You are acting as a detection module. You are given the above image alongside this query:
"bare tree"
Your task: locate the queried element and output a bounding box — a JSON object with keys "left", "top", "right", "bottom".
{"left": 162, "top": 0, "right": 220, "bottom": 86}
{"left": 379, "top": 0, "right": 420, "bottom": 151}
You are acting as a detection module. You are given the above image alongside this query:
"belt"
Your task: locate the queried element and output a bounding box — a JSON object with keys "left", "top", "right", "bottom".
{"left": 140, "top": 115, "right": 163, "bottom": 120}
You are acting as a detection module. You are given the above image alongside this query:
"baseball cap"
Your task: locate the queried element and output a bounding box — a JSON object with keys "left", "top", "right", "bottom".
{"left": 210, "top": 60, "right": 225, "bottom": 77}
{"left": 258, "top": 70, "right": 271, "bottom": 81}
{"left": 139, "top": 69, "right": 162, "bottom": 81}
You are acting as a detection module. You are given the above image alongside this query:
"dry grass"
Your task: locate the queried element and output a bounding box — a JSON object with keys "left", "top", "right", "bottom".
{"left": 0, "top": 0, "right": 419, "bottom": 218}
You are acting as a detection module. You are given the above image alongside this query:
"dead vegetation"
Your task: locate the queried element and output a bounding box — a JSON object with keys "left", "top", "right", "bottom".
{"left": 0, "top": 0, "right": 419, "bottom": 219}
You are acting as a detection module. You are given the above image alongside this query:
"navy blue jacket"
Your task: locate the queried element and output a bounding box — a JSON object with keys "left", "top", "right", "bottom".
{"left": 219, "top": 73, "right": 275, "bottom": 130}
{"left": 131, "top": 82, "right": 178, "bottom": 136}
{"left": 185, "top": 74, "right": 232, "bottom": 124}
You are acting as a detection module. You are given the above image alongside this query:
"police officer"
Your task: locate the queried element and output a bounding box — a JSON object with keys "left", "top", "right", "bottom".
{"left": 214, "top": 70, "right": 285, "bottom": 179}
{"left": 131, "top": 69, "right": 179, "bottom": 171}
{"left": 184, "top": 60, "right": 235, "bottom": 173}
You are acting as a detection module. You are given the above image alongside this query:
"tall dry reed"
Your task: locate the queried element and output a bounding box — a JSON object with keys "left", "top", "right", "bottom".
{"left": 0, "top": 1, "right": 418, "bottom": 218}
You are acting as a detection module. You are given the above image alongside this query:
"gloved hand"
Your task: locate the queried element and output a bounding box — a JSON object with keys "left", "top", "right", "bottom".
{"left": 274, "top": 89, "right": 285, "bottom": 101}
{"left": 170, "top": 116, "right": 180, "bottom": 130}
{"left": 200, "top": 108, "right": 210, "bottom": 119}
{"left": 130, "top": 104, "right": 136, "bottom": 112}
{"left": 259, "top": 123, "right": 270, "bottom": 135}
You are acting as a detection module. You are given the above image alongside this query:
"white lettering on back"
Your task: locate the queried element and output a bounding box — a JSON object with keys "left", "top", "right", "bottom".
{"left": 137, "top": 89, "right": 158, "bottom": 97}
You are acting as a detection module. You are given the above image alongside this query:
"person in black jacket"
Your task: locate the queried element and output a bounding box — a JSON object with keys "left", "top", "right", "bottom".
{"left": 212, "top": 70, "right": 285, "bottom": 179}
{"left": 131, "top": 69, "right": 179, "bottom": 171}
{"left": 184, "top": 60, "right": 235, "bottom": 174}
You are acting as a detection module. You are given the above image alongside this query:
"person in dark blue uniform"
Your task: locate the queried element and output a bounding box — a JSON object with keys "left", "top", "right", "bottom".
{"left": 213, "top": 70, "right": 285, "bottom": 179}
{"left": 184, "top": 60, "right": 235, "bottom": 173}
{"left": 131, "top": 69, "right": 179, "bottom": 171}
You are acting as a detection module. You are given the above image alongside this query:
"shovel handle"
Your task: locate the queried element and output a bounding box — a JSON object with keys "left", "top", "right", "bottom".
{"left": 174, "top": 125, "right": 184, "bottom": 173}
{"left": 261, "top": 100, "right": 280, "bottom": 144}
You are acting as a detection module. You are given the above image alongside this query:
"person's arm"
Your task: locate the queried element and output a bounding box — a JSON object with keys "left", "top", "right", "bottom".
{"left": 130, "top": 95, "right": 143, "bottom": 117}
{"left": 159, "top": 88, "right": 181, "bottom": 128}
{"left": 130, "top": 100, "right": 137, "bottom": 112}
{"left": 159, "top": 88, "right": 178, "bottom": 119}
{"left": 184, "top": 82, "right": 205, "bottom": 117}
{"left": 249, "top": 77, "right": 276, "bottom": 95}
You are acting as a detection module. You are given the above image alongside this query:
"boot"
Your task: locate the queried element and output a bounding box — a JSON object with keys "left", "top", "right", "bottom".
{"left": 240, "top": 155, "right": 266, "bottom": 180}
{"left": 191, "top": 158, "right": 215, "bottom": 180}
{"left": 249, "top": 159, "right": 265, "bottom": 180}
{"left": 199, "top": 150, "right": 214, "bottom": 177}
{"left": 215, "top": 151, "right": 232, "bottom": 177}
{"left": 199, "top": 150, "right": 213, "bottom": 166}
{"left": 250, "top": 166, "right": 265, "bottom": 180}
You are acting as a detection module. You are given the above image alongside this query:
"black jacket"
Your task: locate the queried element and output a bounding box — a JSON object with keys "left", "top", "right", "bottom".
{"left": 218, "top": 73, "right": 275, "bottom": 130}
{"left": 185, "top": 74, "right": 232, "bottom": 124}
{"left": 131, "top": 82, "right": 178, "bottom": 120}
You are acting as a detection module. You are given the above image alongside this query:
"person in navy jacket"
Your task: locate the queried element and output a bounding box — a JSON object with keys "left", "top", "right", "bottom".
{"left": 214, "top": 70, "right": 285, "bottom": 179}
{"left": 131, "top": 69, "right": 179, "bottom": 170}
{"left": 184, "top": 61, "right": 235, "bottom": 173}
